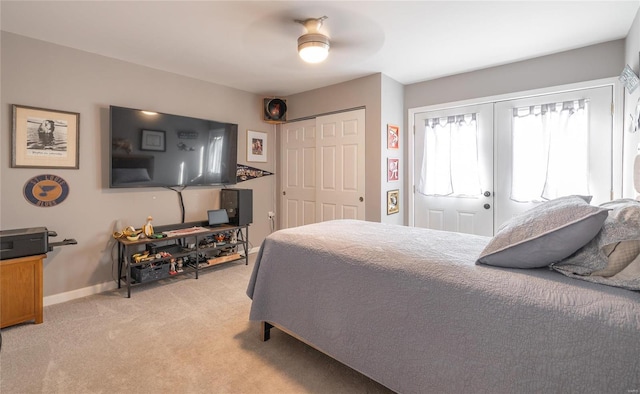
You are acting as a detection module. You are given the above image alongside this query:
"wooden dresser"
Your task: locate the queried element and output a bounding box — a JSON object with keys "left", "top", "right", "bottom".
{"left": 0, "top": 254, "right": 45, "bottom": 328}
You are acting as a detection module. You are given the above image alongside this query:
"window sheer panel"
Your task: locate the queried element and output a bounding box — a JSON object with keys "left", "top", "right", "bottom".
{"left": 418, "top": 114, "right": 481, "bottom": 197}
{"left": 511, "top": 100, "right": 589, "bottom": 202}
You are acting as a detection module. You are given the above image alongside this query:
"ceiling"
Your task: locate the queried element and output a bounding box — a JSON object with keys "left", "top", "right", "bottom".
{"left": 2, "top": 1, "right": 639, "bottom": 97}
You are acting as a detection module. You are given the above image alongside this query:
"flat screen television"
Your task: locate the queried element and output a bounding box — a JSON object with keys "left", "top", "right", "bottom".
{"left": 109, "top": 106, "right": 238, "bottom": 188}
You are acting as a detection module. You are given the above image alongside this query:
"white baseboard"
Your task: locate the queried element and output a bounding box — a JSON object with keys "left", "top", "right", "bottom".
{"left": 43, "top": 248, "right": 260, "bottom": 306}
{"left": 44, "top": 281, "right": 119, "bottom": 306}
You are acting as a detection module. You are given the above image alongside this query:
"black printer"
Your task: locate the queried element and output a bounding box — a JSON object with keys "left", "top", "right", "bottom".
{"left": 0, "top": 227, "right": 76, "bottom": 260}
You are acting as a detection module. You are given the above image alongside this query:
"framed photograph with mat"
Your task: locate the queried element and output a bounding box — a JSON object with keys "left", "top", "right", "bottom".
{"left": 387, "top": 124, "right": 399, "bottom": 149}
{"left": 387, "top": 189, "right": 399, "bottom": 215}
{"left": 11, "top": 104, "right": 80, "bottom": 169}
{"left": 387, "top": 158, "right": 399, "bottom": 181}
{"left": 247, "top": 130, "right": 267, "bottom": 162}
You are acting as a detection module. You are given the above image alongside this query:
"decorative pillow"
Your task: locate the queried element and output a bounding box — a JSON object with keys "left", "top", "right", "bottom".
{"left": 590, "top": 239, "right": 640, "bottom": 277}
{"left": 476, "top": 195, "right": 609, "bottom": 268}
{"left": 552, "top": 199, "right": 640, "bottom": 276}
{"left": 553, "top": 246, "right": 640, "bottom": 292}
{"left": 609, "top": 252, "right": 640, "bottom": 283}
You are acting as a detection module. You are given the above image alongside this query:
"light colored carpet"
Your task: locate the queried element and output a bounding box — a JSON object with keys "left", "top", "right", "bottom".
{"left": 0, "top": 255, "right": 394, "bottom": 393}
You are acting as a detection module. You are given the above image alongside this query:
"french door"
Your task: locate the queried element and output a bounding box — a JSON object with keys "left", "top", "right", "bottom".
{"left": 412, "top": 85, "right": 613, "bottom": 235}
{"left": 494, "top": 86, "right": 612, "bottom": 227}
{"left": 413, "top": 103, "right": 494, "bottom": 236}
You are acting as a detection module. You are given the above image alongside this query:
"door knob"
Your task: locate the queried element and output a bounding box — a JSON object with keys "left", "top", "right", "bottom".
{"left": 484, "top": 191, "right": 491, "bottom": 197}
{"left": 282, "top": 191, "right": 286, "bottom": 195}
{"left": 359, "top": 197, "right": 364, "bottom": 202}
{"left": 484, "top": 203, "right": 491, "bottom": 209}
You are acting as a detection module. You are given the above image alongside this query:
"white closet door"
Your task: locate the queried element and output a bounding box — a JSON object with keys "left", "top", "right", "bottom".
{"left": 280, "top": 118, "right": 317, "bottom": 229}
{"left": 494, "top": 86, "right": 613, "bottom": 228}
{"left": 316, "top": 109, "right": 366, "bottom": 221}
{"left": 279, "top": 109, "right": 366, "bottom": 229}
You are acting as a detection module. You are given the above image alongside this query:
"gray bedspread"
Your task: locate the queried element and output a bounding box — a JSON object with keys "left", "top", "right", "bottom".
{"left": 247, "top": 220, "right": 640, "bottom": 394}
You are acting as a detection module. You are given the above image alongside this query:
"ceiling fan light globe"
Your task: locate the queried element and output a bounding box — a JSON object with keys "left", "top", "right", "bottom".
{"left": 299, "top": 44, "right": 329, "bottom": 63}
{"left": 297, "top": 33, "right": 330, "bottom": 63}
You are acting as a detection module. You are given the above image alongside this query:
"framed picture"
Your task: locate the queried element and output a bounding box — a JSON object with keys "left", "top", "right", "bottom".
{"left": 140, "top": 129, "right": 166, "bottom": 151}
{"left": 11, "top": 104, "right": 80, "bottom": 169}
{"left": 387, "top": 124, "right": 399, "bottom": 149}
{"left": 247, "top": 130, "right": 267, "bottom": 162}
{"left": 387, "top": 158, "right": 399, "bottom": 181}
{"left": 387, "top": 189, "right": 399, "bottom": 215}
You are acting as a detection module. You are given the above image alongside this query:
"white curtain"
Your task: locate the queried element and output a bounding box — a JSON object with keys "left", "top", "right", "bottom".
{"left": 417, "top": 113, "right": 481, "bottom": 196}
{"left": 511, "top": 99, "right": 589, "bottom": 202}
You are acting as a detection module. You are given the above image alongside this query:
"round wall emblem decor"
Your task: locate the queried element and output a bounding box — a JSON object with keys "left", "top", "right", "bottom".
{"left": 23, "top": 174, "right": 70, "bottom": 207}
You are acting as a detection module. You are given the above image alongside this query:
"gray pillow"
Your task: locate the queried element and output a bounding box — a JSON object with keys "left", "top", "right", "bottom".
{"left": 476, "top": 195, "right": 609, "bottom": 268}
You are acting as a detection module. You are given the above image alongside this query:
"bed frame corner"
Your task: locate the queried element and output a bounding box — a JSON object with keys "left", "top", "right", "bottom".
{"left": 260, "top": 321, "right": 273, "bottom": 341}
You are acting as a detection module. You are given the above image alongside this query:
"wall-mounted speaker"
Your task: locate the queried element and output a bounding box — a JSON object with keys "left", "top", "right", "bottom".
{"left": 263, "top": 98, "right": 287, "bottom": 124}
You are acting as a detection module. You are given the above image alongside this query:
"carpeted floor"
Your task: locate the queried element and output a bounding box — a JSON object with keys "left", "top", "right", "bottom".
{"left": 0, "top": 255, "right": 394, "bottom": 393}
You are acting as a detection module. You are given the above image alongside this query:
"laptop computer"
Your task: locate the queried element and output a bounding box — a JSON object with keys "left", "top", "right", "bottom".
{"left": 207, "top": 209, "right": 230, "bottom": 227}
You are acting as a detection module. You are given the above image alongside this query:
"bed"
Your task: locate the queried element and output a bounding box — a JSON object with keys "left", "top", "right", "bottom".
{"left": 247, "top": 197, "right": 640, "bottom": 393}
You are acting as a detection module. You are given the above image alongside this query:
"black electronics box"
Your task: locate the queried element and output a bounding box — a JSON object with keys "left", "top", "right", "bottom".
{"left": 221, "top": 188, "right": 253, "bottom": 226}
{"left": 146, "top": 243, "right": 183, "bottom": 255}
{"left": 0, "top": 227, "right": 49, "bottom": 260}
{"left": 131, "top": 263, "right": 170, "bottom": 283}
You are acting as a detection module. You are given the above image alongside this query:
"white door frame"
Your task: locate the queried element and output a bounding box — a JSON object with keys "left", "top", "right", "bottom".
{"left": 408, "top": 77, "right": 624, "bottom": 227}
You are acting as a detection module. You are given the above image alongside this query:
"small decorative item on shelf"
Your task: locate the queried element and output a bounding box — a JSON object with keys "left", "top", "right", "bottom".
{"left": 143, "top": 216, "right": 154, "bottom": 237}
{"left": 113, "top": 226, "right": 140, "bottom": 239}
{"left": 176, "top": 258, "right": 184, "bottom": 272}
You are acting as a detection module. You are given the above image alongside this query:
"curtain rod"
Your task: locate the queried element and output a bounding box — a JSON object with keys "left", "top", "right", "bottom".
{"left": 284, "top": 105, "right": 366, "bottom": 123}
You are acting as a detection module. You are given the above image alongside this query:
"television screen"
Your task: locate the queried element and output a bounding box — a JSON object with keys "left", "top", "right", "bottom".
{"left": 109, "top": 106, "right": 238, "bottom": 188}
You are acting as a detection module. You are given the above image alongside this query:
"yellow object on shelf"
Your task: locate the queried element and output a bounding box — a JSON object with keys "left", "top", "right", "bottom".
{"left": 143, "top": 216, "right": 154, "bottom": 237}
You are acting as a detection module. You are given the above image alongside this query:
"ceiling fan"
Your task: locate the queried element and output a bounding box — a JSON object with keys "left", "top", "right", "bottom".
{"left": 242, "top": 7, "right": 384, "bottom": 66}
{"left": 294, "top": 16, "right": 330, "bottom": 63}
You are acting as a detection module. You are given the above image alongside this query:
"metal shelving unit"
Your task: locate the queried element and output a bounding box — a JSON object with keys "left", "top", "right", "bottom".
{"left": 116, "top": 223, "right": 248, "bottom": 298}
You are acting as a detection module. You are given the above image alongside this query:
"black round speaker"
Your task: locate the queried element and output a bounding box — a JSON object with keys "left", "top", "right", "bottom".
{"left": 264, "top": 98, "right": 287, "bottom": 122}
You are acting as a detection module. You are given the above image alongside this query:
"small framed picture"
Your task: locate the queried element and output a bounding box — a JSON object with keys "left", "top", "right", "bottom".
{"left": 247, "top": 130, "right": 267, "bottom": 162}
{"left": 387, "top": 189, "right": 399, "bottom": 215}
{"left": 387, "top": 124, "right": 399, "bottom": 149}
{"left": 11, "top": 104, "right": 80, "bottom": 169}
{"left": 387, "top": 158, "right": 399, "bottom": 181}
{"left": 140, "top": 129, "right": 166, "bottom": 151}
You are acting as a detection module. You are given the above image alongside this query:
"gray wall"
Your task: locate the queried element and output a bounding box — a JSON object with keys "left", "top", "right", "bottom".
{"left": 380, "top": 74, "right": 405, "bottom": 225}
{"left": 404, "top": 39, "right": 628, "bottom": 205}
{"left": 623, "top": 9, "right": 640, "bottom": 198}
{"left": 405, "top": 40, "right": 625, "bottom": 109}
{"left": 1, "top": 32, "right": 275, "bottom": 300}
{"left": 284, "top": 74, "right": 386, "bottom": 222}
